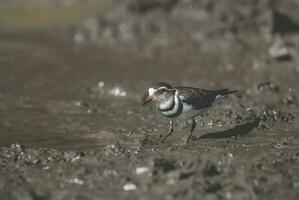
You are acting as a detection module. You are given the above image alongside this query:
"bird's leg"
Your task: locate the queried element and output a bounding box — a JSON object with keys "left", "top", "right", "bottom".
{"left": 160, "top": 120, "right": 174, "bottom": 143}
{"left": 197, "top": 115, "right": 203, "bottom": 127}
{"left": 182, "top": 121, "right": 189, "bottom": 129}
{"left": 184, "top": 118, "right": 196, "bottom": 144}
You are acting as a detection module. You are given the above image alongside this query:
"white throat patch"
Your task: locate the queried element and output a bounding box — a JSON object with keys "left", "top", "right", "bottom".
{"left": 148, "top": 88, "right": 156, "bottom": 96}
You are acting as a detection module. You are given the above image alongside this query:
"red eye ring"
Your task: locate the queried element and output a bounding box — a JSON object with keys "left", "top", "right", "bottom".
{"left": 155, "top": 89, "right": 164, "bottom": 95}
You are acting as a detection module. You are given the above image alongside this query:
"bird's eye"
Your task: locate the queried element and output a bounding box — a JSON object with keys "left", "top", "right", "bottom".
{"left": 155, "top": 89, "right": 165, "bottom": 95}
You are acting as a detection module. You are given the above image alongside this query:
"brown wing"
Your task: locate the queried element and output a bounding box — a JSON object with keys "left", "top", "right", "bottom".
{"left": 176, "top": 87, "right": 217, "bottom": 109}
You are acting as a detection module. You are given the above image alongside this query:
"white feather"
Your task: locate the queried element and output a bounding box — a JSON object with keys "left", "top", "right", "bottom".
{"left": 148, "top": 88, "right": 155, "bottom": 96}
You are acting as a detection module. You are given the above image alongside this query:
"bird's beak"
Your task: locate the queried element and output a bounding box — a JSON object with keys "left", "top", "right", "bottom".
{"left": 142, "top": 93, "right": 154, "bottom": 105}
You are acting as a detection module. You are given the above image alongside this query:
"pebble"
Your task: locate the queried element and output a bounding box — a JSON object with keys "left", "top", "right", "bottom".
{"left": 123, "top": 183, "right": 137, "bottom": 191}
{"left": 136, "top": 167, "right": 149, "bottom": 175}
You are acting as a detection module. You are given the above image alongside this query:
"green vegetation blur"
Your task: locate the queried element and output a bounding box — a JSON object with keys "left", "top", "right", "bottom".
{"left": 0, "top": 0, "right": 112, "bottom": 30}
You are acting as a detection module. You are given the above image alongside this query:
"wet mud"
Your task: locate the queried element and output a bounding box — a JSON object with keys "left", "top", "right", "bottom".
{"left": 0, "top": 0, "right": 299, "bottom": 200}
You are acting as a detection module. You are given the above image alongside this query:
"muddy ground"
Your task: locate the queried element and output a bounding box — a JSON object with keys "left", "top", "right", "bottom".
{"left": 0, "top": 0, "right": 299, "bottom": 200}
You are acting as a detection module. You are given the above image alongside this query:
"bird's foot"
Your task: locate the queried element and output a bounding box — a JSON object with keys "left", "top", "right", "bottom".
{"left": 159, "top": 121, "right": 174, "bottom": 143}
{"left": 182, "top": 119, "right": 196, "bottom": 144}
{"left": 159, "top": 131, "right": 172, "bottom": 143}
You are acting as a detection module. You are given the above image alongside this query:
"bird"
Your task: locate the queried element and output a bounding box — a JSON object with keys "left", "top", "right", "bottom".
{"left": 142, "top": 82, "right": 237, "bottom": 144}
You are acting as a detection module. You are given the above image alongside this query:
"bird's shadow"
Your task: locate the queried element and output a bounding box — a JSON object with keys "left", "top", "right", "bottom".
{"left": 195, "top": 117, "right": 260, "bottom": 140}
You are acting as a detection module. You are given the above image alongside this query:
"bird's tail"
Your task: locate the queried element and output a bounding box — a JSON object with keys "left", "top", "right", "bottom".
{"left": 214, "top": 89, "right": 238, "bottom": 100}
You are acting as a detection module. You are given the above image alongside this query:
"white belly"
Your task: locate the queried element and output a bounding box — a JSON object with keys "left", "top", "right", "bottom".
{"left": 178, "top": 102, "right": 201, "bottom": 120}
{"left": 182, "top": 102, "right": 193, "bottom": 112}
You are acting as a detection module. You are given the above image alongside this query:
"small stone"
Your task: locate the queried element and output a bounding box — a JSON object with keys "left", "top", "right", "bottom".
{"left": 257, "top": 82, "right": 279, "bottom": 92}
{"left": 269, "top": 39, "right": 292, "bottom": 61}
{"left": 225, "top": 192, "right": 232, "bottom": 199}
{"left": 75, "top": 101, "right": 82, "bottom": 106}
{"left": 74, "top": 30, "right": 85, "bottom": 44}
{"left": 283, "top": 95, "right": 294, "bottom": 105}
{"left": 228, "top": 153, "right": 234, "bottom": 158}
{"left": 123, "top": 183, "right": 137, "bottom": 191}
{"left": 110, "top": 87, "right": 127, "bottom": 97}
{"left": 225, "top": 64, "right": 234, "bottom": 71}
{"left": 103, "top": 169, "right": 118, "bottom": 177}
{"left": 68, "top": 178, "right": 84, "bottom": 185}
{"left": 207, "top": 121, "right": 214, "bottom": 127}
{"left": 136, "top": 167, "right": 150, "bottom": 175}
{"left": 98, "top": 81, "right": 105, "bottom": 87}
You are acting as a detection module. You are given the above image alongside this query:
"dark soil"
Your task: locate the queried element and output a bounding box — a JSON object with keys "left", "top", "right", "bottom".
{"left": 0, "top": 0, "right": 299, "bottom": 200}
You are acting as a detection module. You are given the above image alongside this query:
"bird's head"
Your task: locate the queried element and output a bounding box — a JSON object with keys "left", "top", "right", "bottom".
{"left": 142, "top": 82, "right": 175, "bottom": 105}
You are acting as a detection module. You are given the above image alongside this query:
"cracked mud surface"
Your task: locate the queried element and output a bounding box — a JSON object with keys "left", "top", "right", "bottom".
{"left": 0, "top": 0, "right": 299, "bottom": 200}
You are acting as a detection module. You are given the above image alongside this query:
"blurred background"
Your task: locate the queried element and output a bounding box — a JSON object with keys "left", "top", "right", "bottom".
{"left": 1, "top": 0, "right": 298, "bottom": 93}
